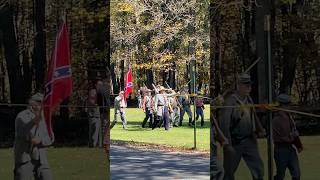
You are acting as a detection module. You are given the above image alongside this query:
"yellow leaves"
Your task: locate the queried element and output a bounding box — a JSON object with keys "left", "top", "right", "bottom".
{"left": 176, "top": 22, "right": 184, "bottom": 29}
{"left": 164, "top": 22, "right": 184, "bottom": 34}
{"left": 160, "top": 53, "right": 174, "bottom": 63}
{"left": 132, "top": 63, "right": 153, "bottom": 70}
{"left": 71, "top": 7, "right": 107, "bottom": 23}
{"left": 151, "top": 38, "right": 165, "bottom": 49}
{"left": 132, "top": 61, "right": 173, "bottom": 71}
{"left": 196, "top": 48, "right": 206, "bottom": 58}
{"left": 117, "top": 3, "right": 134, "bottom": 13}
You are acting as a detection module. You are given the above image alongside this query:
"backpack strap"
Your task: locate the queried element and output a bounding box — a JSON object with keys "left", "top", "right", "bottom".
{"left": 229, "top": 94, "right": 243, "bottom": 133}
{"left": 229, "top": 94, "right": 254, "bottom": 133}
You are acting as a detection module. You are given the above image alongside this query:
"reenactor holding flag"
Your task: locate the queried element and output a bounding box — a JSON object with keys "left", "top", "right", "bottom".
{"left": 110, "top": 91, "right": 128, "bottom": 130}
{"left": 14, "top": 93, "right": 53, "bottom": 180}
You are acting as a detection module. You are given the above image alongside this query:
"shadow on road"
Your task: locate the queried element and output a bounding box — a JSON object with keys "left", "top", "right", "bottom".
{"left": 110, "top": 145, "right": 209, "bottom": 180}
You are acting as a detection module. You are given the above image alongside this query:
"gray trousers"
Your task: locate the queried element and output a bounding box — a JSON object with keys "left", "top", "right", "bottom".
{"left": 274, "top": 145, "right": 300, "bottom": 180}
{"left": 14, "top": 160, "right": 53, "bottom": 180}
{"left": 142, "top": 108, "right": 153, "bottom": 128}
{"left": 89, "top": 117, "right": 101, "bottom": 147}
{"left": 110, "top": 111, "right": 127, "bottom": 129}
{"left": 170, "top": 107, "right": 180, "bottom": 126}
{"left": 223, "top": 137, "right": 264, "bottom": 180}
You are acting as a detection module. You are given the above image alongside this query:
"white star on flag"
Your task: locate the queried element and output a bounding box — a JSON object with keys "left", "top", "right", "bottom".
{"left": 54, "top": 71, "right": 60, "bottom": 78}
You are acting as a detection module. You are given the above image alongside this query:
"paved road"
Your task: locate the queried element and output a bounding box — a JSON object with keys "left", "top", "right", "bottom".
{"left": 110, "top": 145, "right": 209, "bottom": 180}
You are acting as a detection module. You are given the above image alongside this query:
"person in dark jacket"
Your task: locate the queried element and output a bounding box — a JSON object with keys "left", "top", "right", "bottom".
{"left": 193, "top": 91, "right": 205, "bottom": 126}
{"left": 273, "top": 93, "right": 302, "bottom": 180}
{"left": 178, "top": 89, "right": 193, "bottom": 127}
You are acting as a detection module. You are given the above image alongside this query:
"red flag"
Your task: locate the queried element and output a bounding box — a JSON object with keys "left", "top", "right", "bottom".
{"left": 124, "top": 68, "right": 133, "bottom": 100}
{"left": 43, "top": 21, "right": 72, "bottom": 140}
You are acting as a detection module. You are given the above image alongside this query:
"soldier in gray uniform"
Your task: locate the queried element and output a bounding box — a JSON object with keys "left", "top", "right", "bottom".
{"left": 141, "top": 89, "right": 153, "bottom": 128}
{"left": 178, "top": 90, "right": 193, "bottom": 127}
{"left": 168, "top": 90, "right": 180, "bottom": 127}
{"left": 152, "top": 86, "right": 170, "bottom": 130}
{"left": 86, "top": 80, "right": 102, "bottom": 147}
{"left": 110, "top": 91, "right": 128, "bottom": 130}
{"left": 220, "top": 74, "right": 265, "bottom": 180}
{"left": 14, "top": 93, "right": 53, "bottom": 180}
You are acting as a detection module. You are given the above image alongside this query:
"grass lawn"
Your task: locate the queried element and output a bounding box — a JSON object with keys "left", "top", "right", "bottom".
{"left": 1, "top": 106, "right": 319, "bottom": 179}
{"left": 111, "top": 105, "right": 212, "bottom": 151}
{"left": 111, "top": 105, "right": 320, "bottom": 179}
{"left": 0, "top": 148, "right": 108, "bottom": 180}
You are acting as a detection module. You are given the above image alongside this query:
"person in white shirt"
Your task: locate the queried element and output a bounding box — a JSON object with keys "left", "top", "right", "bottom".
{"left": 14, "top": 93, "right": 53, "bottom": 180}
{"left": 141, "top": 89, "right": 153, "bottom": 128}
{"left": 152, "top": 86, "right": 171, "bottom": 130}
{"left": 110, "top": 91, "right": 128, "bottom": 130}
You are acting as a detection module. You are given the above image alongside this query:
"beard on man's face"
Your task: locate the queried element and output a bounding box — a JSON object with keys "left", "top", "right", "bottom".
{"left": 238, "top": 84, "right": 251, "bottom": 95}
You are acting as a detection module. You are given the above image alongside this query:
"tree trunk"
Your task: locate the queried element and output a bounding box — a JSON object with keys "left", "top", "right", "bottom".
{"left": 86, "top": 0, "right": 110, "bottom": 174}
{"left": 33, "top": 0, "right": 46, "bottom": 92}
{"left": 23, "top": 50, "right": 32, "bottom": 98}
{"left": 0, "top": 5, "right": 26, "bottom": 105}
{"left": 145, "top": 69, "right": 153, "bottom": 89}
{"left": 110, "top": 63, "right": 118, "bottom": 94}
{"left": 162, "top": 70, "right": 169, "bottom": 87}
{"left": 120, "top": 59, "right": 125, "bottom": 90}
{"left": 209, "top": 1, "right": 222, "bottom": 179}
{"left": 279, "top": 4, "right": 300, "bottom": 94}
{"left": 255, "top": 0, "right": 269, "bottom": 103}
{"left": 168, "top": 64, "right": 176, "bottom": 89}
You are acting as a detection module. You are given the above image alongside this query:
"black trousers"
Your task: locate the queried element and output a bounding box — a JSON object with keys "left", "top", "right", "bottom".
{"left": 142, "top": 108, "right": 153, "bottom": 128}
{"left": 274, "top": 145, "right": 300, "bottom": 180}
{"left": 152, "top": 107, "right": 170, "bottom": 130}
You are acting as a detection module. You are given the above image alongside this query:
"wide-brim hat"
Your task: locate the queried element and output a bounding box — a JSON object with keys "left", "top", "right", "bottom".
{"left": 277, "top": 93, "right": 291, "bottom": 104}
{"left": 238, "top": 73, "right": 253, "bottom": 84}
{"left": 144, "top": 89, "right": 152, "bottom": 93}
{"left": 30, "top": 93, "right": 44, "bottom": 102}
{"left": 159, "top": 86, "right": 166, "bottom": 92}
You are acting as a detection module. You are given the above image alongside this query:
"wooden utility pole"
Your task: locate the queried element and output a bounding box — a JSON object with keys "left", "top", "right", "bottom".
{"left": 265, "top": 15, "right": 274, "bottom": 180}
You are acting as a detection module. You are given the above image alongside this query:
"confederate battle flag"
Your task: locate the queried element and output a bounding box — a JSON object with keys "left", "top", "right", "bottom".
{"left": 124, "top": 68, "right": 133, "bottom": 100}
{"left": 43, "top": 21, "right": 72, "bottom": 140}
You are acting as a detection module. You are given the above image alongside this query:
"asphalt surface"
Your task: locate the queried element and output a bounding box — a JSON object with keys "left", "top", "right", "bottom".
{"left": 110, "top": 145, "right": 209, "bottom": 180}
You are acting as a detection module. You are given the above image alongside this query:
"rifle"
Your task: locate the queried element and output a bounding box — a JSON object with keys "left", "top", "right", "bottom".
{"left": 152, "top": 83, "right": 158, "bottom": 93}
{"left": 165, "top": 81, "right": 171, "bottom": 89}
{"left": 289, "top": 113, "right": 303, "bottom": 152}
{"left": 210, "top": 96, "right": 228, "bottom": 146}
{"left": 214, "top": 57, "right": 262, "bottom": 101}
{"left": 211, "top": 114, "right": 229, "bottom": 146}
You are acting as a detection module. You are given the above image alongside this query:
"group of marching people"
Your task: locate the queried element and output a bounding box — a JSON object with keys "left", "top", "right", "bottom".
{"left": 138, "top": 84, "right": 206, "bottom": 130}
{"left": 212, "top": 73, "right": 303, "bottom": 180}
{"left": 109, "top": 83, "right": 206, "bottom": 131}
